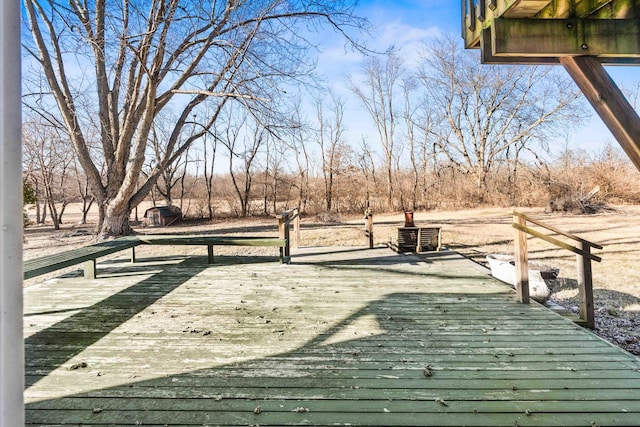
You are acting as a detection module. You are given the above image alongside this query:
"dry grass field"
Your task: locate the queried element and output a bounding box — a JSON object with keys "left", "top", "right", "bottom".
{"left": 24, "top": 205, "right": 640, "bottom": 355}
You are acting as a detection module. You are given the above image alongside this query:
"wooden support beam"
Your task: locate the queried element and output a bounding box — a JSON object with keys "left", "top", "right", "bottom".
{"left": 538, "top": 0, "right": 638, "bottom": 19}
{"left": 575, "top": 0, "right": 614, "bottom": 17}
{"left": 481, "top": 28, "right": 562, "bottom": 63}
{"left": 501, "top": 0, "right": 553, "bottom": 18}
{"left": 560, "top": 56, "right": 640, "bottom": 171}
{"left": 491, "top": 18, "right": 640, "bottom": 58}
{"left": 467, "top": 0, "right": 640, "bottom": 52}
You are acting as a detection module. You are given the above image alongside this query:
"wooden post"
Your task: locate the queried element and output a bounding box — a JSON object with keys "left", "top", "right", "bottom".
{"left": 293, "top": 209, "right": 300, "bottom": 249}
{"left": 207, "top": 245, "right": 214, "bottom": 264}
{"left": 278, "top": 214, "right": 285, "bottom": 241}
{"left": 577, "top": 242, "right": 596, "bottom": 329}
{"left": 560, "top": 56, "right": 640, "bottom": 171}
{"left": 284, "top": 221, "right": 290, "bottom": 259}
{"left": 364, "top": 209, "right": 373, "bottom": 249}
{"left": 83, "top": 259, "right": 97, "bottom": 279}
{"left": 0, "top": 0, "right": 25, "bottom": 423}
{"left": 278, "top": 213, "right": 290, "bottom": 259}
{"left": 514, "top": 215, "right": 530, "bottom": 304}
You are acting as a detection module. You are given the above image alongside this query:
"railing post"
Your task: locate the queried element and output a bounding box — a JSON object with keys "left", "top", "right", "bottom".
{"left": 278, "top": 214, "right": 285, "bottom": 240}
{"left": 284, "top": 221, "right": 290, "bottom": 258}
{"left": 278, "top": 212, "right": 291, "bottom": 259}
{"left": 577, "top": 242, "right": 596, "bottom": 329}
{"left": 293, "top": 208, "right": 300, "bottom": 249}
{"left": 365, "top": 209, "right": 373, "bottom": 249}
{"left": 514, "top": 214, "right": 530, "bottom": 304}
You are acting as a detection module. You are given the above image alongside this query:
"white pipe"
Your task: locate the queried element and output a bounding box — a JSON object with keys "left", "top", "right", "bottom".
{"left": 0, "top": 0, "right": 24, "bottom": 425}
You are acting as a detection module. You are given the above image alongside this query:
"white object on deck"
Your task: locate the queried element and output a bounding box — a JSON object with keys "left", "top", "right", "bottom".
{"left": 486, "top": 254, "right": 558, "bottom": 303}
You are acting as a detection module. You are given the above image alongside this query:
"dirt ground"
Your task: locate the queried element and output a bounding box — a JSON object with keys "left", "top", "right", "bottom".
{"left": 23, "top": 205, "right": 640, "bottom": 356}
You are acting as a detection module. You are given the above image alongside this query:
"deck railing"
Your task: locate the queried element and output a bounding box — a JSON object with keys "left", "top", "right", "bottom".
{"left": 364, "top": 208, "right": 373, "bottom": 249}
{"left": 511, "top": 211, "right": 603, "bottom": 329}
{"left": 276, "top": 208, "right": 300, "bottom": 261}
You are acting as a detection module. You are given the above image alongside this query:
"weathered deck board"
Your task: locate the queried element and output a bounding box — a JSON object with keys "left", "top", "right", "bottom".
{"left": 24, "top": 247, "right": 640, "bottom": 426}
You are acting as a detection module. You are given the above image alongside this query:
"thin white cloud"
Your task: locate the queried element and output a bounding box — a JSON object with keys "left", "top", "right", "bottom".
{"left": 377, "top": 21, "right": 441, "bottom": 67}
{"left": 378, "top": 21, "right": 440, "bottom": 49}
{"left": 317, "top": 45, "right": 366, "bottom": 64}
{"left": 315, "top": 19, "right": 441, "bottom": 80}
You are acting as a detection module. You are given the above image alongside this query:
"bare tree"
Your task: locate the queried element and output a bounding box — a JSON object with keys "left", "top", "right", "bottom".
{"left": 416, "top": 35, "right": 585, "bottom": 202}
{"left": 178, "top": 145, "right": 196, "bottom": 215}
{"left": 315, "top": 92, "right": 350, "bottom": 211}
{"left": 222, "top": 111, "right": 265, "bottom": 217}
{"left": 349, "top": 52, "right": 404, "bottom": 210}
{"left": 401, "top": 77, "right": 437, "bottom": 210}
{"left": 623, "top": 82, "right": 640, "bottom": 110}
{"left": 23, "top": 0, "right": 368, "bottom": 236}
{"left": 287, "top": 107, "right": 312, "bottom": 213}
{"left": 202, "top": 126, "right": 218, "bottom": 220}
{"left": 71, "top": 156, "right": 95, "bottom": 225}
{"left": 357, "top": 137, "right": 377, "bottom": 210}
{"left": 22, "top": 119, "right": 75, "bottom": 229}
{"left": 259, "top": 130, "right": 289, "bottom": 215}
{"left": 147, "top": 114, "right": 200, "bottom": 215}
{"left": 148, "top": 119, "right": 182, "bottom": 208}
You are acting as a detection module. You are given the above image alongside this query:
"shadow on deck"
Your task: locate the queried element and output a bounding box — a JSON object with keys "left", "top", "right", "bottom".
{"left": 24, "top": 247, "right": 640, "bottom": 426}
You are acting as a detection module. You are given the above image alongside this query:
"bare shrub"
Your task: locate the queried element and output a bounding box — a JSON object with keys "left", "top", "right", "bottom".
{"left": 541, "top": 145, "right": 639, "bottom": 214}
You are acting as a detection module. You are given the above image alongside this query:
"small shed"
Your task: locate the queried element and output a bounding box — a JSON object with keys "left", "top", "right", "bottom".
{"left": 144, "top": 206, "right": 181, "bottom": 227}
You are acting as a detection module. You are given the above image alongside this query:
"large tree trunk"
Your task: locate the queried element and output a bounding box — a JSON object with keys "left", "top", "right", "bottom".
{"left": 98, "top": 199, "right": 133, "bottom": 237}
{"left": 99, "top": 210, "right": 133, "bottom": 237}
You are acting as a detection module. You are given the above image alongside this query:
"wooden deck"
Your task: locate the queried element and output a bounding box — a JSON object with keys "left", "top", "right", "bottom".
{"left": 24, "top": 247, "right": 640, "bottom": 426}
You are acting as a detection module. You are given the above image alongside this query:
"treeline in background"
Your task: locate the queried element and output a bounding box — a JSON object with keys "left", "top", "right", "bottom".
{"left": 23, "top": 138, "right": 640, "bottom": 228}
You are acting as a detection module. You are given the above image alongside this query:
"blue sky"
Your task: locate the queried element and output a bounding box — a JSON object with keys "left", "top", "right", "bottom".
{"left": 311, "top": 0, "right": 639, "bottom": 159}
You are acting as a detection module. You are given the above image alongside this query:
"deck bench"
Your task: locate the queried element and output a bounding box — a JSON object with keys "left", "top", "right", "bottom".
{"left": 24, "top": 234, "right": 289, "bottom": 280}
{"left": 135, "top": 235, "right": 289, "bottom": 264}
{"left": 23, "top": 237, "right": 141, "bottom": 280}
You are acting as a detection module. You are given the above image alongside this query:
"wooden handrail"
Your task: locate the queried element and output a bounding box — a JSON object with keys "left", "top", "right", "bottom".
{"left": 511, "top": 211, "right": 603, "bottom": 250}
{"left": 275, "top": 208, "right": 297, "bottom": 220}
{"left": 511, "top": 223, "right": 602, "bottom": 262}
{"left": 510, "top": 211, "right": 602, "bottom": 329}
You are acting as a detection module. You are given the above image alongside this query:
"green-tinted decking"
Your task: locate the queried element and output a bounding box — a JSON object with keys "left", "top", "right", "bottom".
{"left": 24, "top": 247, "right": 640, "bottom": 426}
